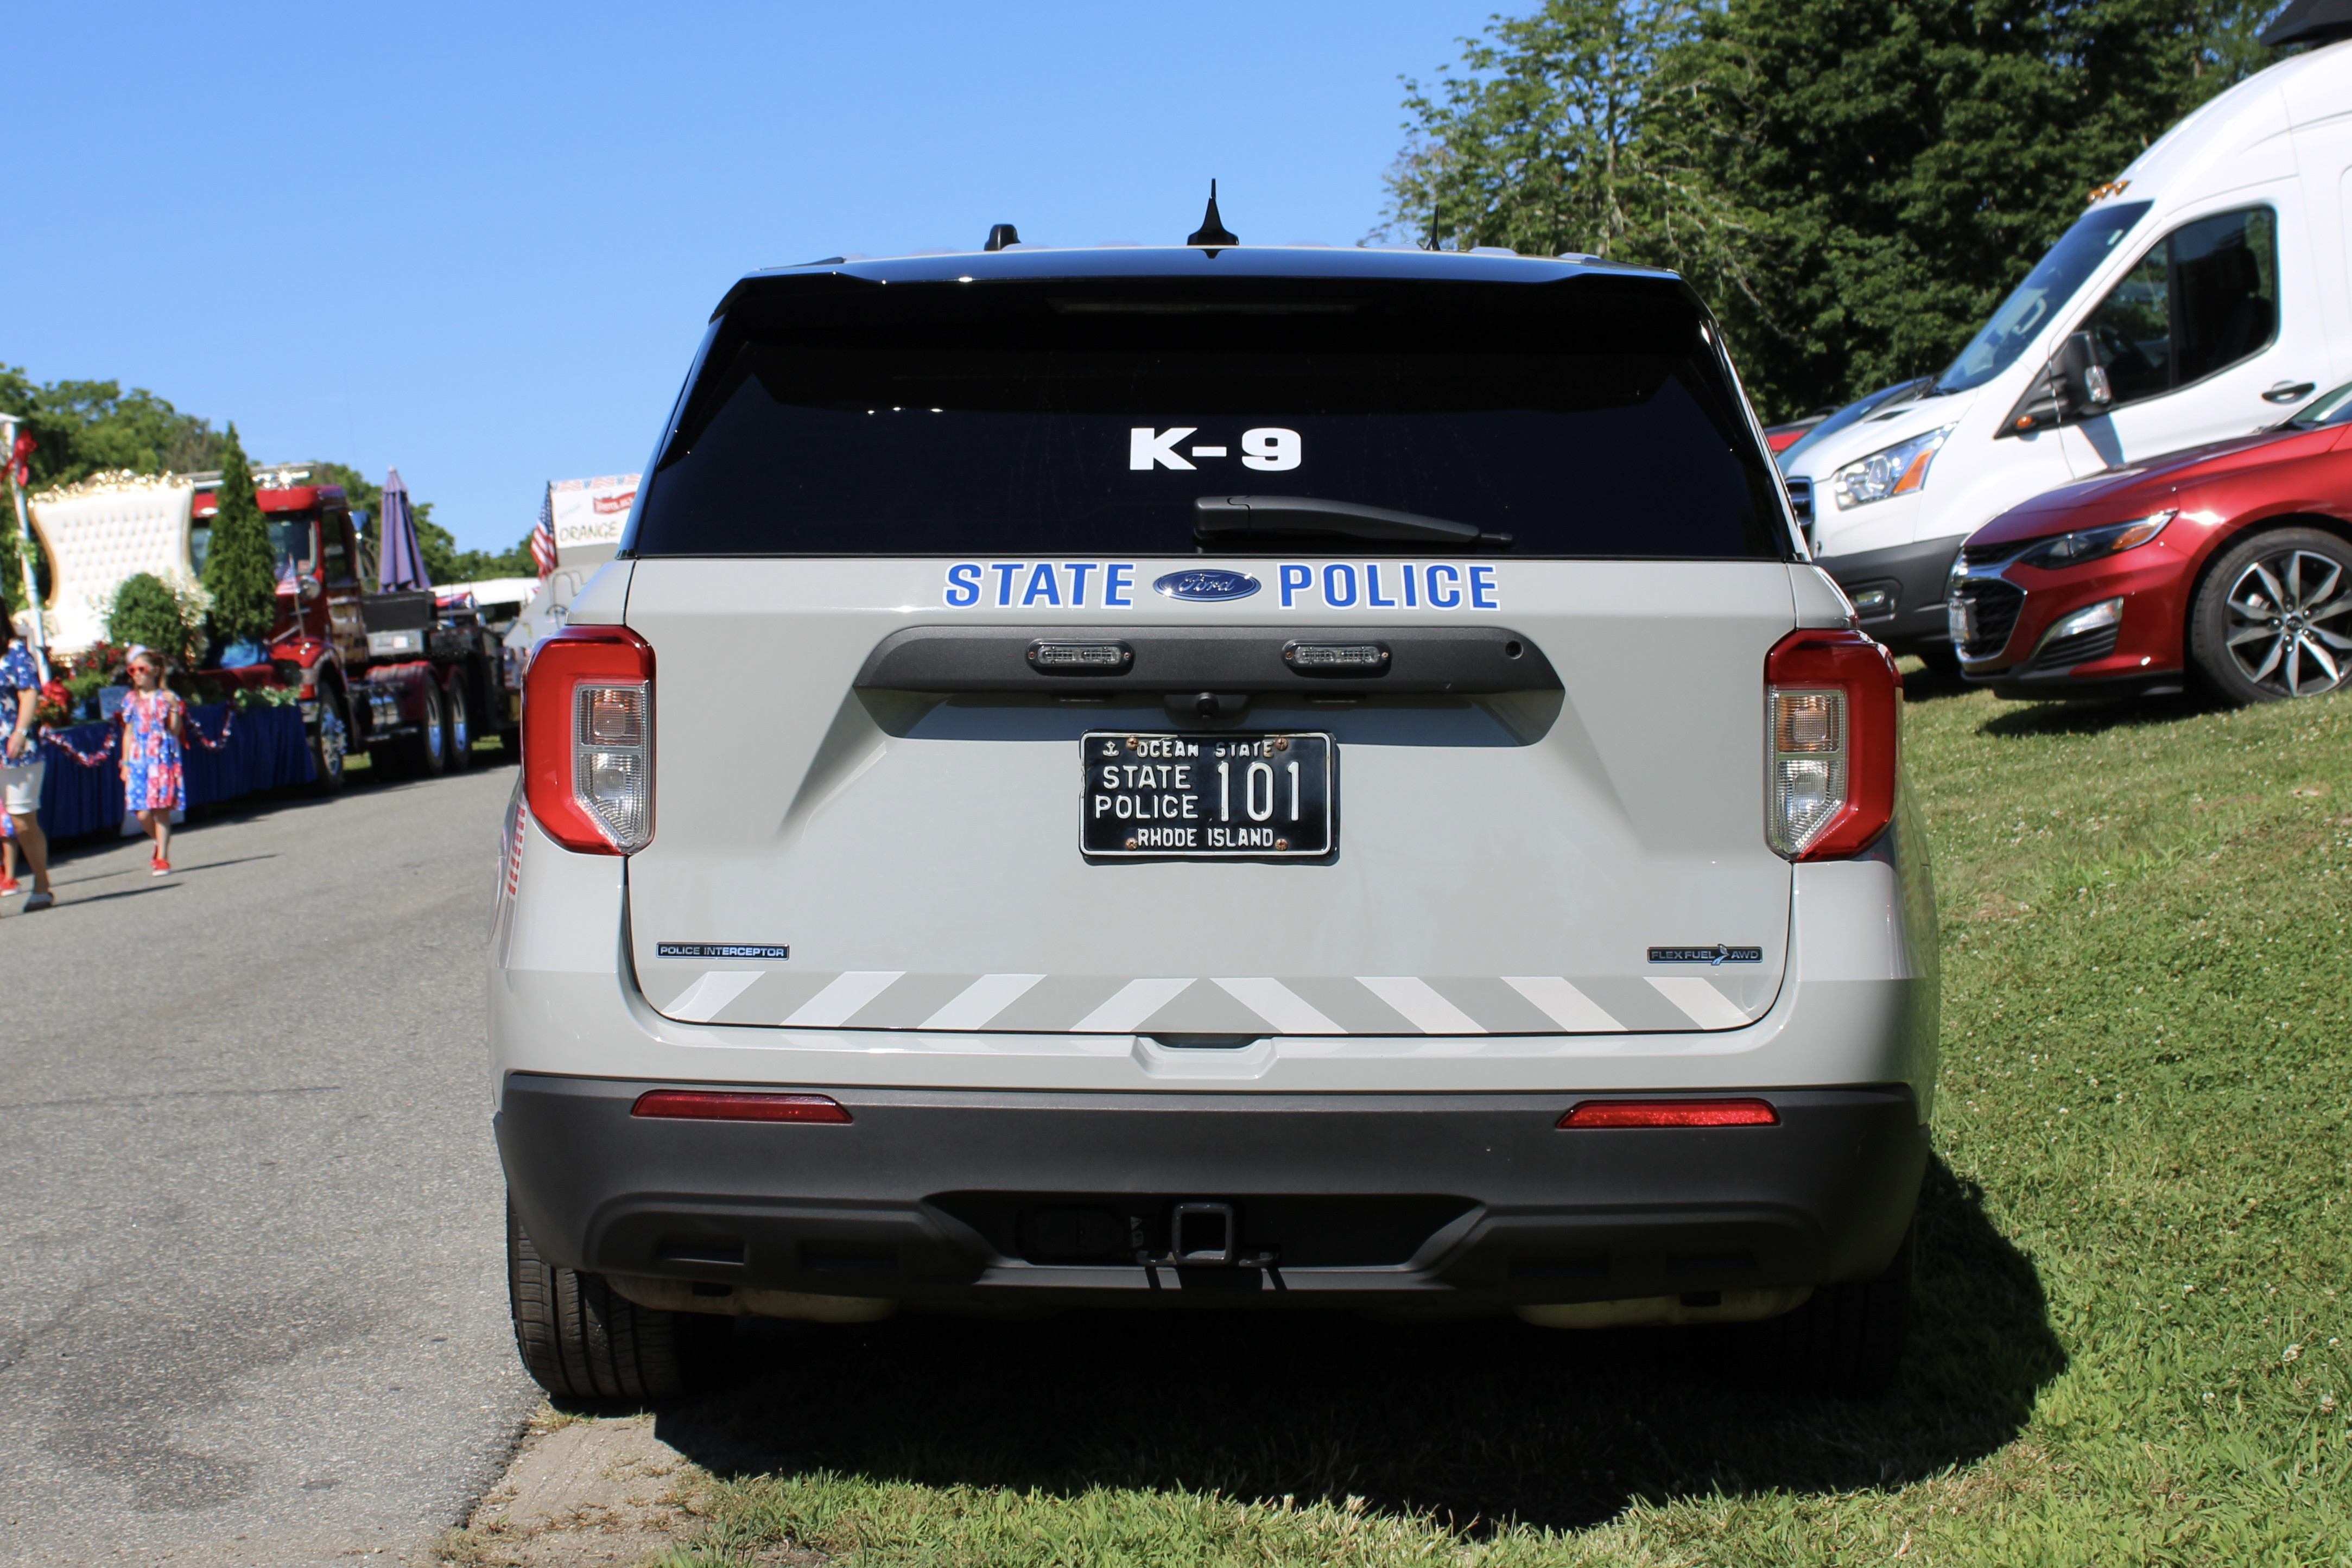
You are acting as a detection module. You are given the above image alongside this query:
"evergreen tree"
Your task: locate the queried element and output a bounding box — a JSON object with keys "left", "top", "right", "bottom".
{"left": 202, "top": 424, "right": 278, "bottom": 643}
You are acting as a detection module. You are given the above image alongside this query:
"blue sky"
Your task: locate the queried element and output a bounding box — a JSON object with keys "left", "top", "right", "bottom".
{"left": 2, "top": 1, "right": 1503, "bottom": 551}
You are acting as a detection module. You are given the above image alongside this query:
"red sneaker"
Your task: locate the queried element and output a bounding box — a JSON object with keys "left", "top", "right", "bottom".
{"left": 153, "top": 859, "right": 173, "bottom": 876}
{"left": 0, "top": 876, "right": 18, "bottom": 895}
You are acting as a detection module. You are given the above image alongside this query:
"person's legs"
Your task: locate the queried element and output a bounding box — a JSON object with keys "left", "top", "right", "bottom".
{"left": 2, "top": 754, "right": 48, "bottom": 895}
{"left": 7, "top": 812, "right": 48, "bottom": 894}
{"left": 145, "top": 809, "right": 172, "bottom": 865}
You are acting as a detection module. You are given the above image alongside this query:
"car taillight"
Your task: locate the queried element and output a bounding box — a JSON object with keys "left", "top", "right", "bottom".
{"left": 1764, "top": 625, "right": 1899, "bottom": 860}
{"left": 523, "top": 625, "right": 655, "bottom": 854}
{"left": 1558, "top": 1099, "right": 1779, "bottom": 1128}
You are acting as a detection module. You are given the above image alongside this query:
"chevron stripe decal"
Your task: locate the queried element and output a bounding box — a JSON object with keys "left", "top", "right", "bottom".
{"left": 640, "top": 966, "right": 1773, "bottom": 1034}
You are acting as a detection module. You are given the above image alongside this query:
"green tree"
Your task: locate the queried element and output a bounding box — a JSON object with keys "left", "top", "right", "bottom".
{"left": 202, "top": 425, "right": 278, "bottom": 643}
{"left": 416, "top": 513, "right": 536, "bottom": 584}
{"left": 107, "top": 573, "right": 193, "bottom": 665}
{"left": 1381, "top": 0, "right": 2280, "bottom": 420}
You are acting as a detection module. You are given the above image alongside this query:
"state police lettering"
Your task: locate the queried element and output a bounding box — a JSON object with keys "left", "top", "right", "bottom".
{"left": 944, "top": 562, "right": 1498, "bottom": 610}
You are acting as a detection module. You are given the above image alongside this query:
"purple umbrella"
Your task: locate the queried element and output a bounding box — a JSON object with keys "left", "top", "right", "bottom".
{"left": 378, "top": 467, "right": 429, "bottom": 591}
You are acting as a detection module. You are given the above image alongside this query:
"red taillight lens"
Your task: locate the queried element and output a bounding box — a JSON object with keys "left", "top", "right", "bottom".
{"left": 1558, "top": 1098, "right": 1779, "bottom": 1128}
{"left": 1763, "top": 626, "right": 1899, "bottom": 860}
{"left": 523, "top": 625, "right": 655, "bottom": 854}
{"left": 630, "top": 1090, "right": 852, "bottom": 1123}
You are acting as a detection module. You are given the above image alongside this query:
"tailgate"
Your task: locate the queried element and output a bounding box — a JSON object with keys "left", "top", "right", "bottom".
{"left": 622, "top": 556, "right": 1793, "bottom": 1036}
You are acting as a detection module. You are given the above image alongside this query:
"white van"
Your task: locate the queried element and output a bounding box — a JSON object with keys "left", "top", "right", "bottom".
{"left": 1785, "top": 35, "right": 2352, "bottom": 661}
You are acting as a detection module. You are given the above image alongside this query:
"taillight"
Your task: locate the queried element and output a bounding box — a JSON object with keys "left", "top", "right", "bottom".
{"left": 631, "top": 1090, "right": 852, "bottom": 1123}
{"left": 1558, "top": 1098, "right": 1779, "bottom": 1128}
{"left": 523, "top": 625, "right": 655, "bottom": 854}
{"left": 1763, "top": 626, "right": 1899, "bottom": 860}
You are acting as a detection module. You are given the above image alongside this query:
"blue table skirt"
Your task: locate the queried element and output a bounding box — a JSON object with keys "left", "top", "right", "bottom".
{"left": 25, "top": 703, "right": 315, "bottom": 840}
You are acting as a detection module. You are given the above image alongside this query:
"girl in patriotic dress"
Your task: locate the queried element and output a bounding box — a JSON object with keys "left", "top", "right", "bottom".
{"left": 117, "top": 649, "right": 186, "bottom": 875}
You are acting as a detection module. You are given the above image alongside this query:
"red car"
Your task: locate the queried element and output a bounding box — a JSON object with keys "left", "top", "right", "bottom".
{"left": 1949, "top": 380, "right": 2352, "bottom": 703}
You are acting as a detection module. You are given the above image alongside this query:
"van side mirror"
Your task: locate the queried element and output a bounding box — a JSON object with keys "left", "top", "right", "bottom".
{"left": 2057, "top": 331, "right": 2112, "bottom": 409}
{"left": 1997, "top": 331, "right": 2110, "bottom": 438}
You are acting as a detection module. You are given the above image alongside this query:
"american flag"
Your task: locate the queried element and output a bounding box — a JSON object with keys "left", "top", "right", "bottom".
{"left": 530, "top": 487, "right": 556, "bottom": 576}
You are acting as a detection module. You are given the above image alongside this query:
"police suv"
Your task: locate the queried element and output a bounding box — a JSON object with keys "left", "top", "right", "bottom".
{"left": 492, "top": 231, "right": 1939, "bottom": 1400}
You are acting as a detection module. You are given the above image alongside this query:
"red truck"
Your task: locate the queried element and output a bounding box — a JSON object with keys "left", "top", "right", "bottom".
{"left": 193, "top": 475, "right": 516, "bottom": 786}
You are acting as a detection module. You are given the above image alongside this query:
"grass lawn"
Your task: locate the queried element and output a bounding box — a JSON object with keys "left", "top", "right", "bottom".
{"left": 627, "top": 672, "right": 2351, "bottom": 1566}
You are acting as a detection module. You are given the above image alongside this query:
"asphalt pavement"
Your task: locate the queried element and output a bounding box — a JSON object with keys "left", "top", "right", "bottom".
{"left": 0, "top": 756, "right": 538, "bottom": 1565}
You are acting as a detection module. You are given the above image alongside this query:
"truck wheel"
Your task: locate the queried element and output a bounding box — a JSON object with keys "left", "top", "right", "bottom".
{"left": 507, "top": 1198, "right": 689, "bottom": 1400}
{"left": 409, "top": 682, "right": 450, "bottom": 777}
{"left": 442, "top": 677, "right": 473, "bottom": 772}
{"left": 2188, "top": 527, "right": 2352, "bottom": 704}
{"left": 1741, "top": 1219, "right": 1913, "bottom": 1398}
{"left": 310, "top": 688, "right": 351, "bottom": 793}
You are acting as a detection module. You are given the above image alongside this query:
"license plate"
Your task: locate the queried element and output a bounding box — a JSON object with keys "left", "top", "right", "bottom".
{"left": 1082, "top": 732, "right": 1334, "bottom": 858}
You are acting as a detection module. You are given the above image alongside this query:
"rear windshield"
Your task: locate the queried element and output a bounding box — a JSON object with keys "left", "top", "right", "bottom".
{"left": 631, "top": 272, "right": 1790, "bottom": 560}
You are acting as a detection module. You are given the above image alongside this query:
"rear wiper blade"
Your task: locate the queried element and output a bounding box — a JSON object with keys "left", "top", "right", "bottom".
{"left": 1195, "top": 494, "right": 1511, "bottom": 549}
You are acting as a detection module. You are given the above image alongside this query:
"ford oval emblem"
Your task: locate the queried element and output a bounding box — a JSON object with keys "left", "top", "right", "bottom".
{"left": 1153, "top": 568, "right": 1260, "bottom": 602}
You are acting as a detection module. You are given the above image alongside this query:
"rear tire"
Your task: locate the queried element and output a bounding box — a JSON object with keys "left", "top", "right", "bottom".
{"left": 1743, "top": 1220, "right": 1913, "bottom": 1397}
{"left": 442, "top": 676, "right": 473, "bottom": 771}
{"left": 407, "top": 682, "right": 450, "bottom": 777}
{"left": 506, "top": 1198, "right": 689, "bottom": 1400}
{"left": 2188, "top": 526, "right": 2352, "bottom": 704}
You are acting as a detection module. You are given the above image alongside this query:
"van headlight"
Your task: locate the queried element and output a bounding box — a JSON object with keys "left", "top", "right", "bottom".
{"left": 1831, "top": 426, "right": 1955, "bottom": 510}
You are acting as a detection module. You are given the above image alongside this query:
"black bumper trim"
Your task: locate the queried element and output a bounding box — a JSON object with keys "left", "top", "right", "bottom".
{"left": 1820, "top": 532, "right": 1969, "bottom": 650}
{"left": 498, "top": 1075, "right": 1927, "bottom": 1309}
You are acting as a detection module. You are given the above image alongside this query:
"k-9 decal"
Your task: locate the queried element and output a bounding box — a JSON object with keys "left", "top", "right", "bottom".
{"left": 1129, "top": 427, "right": 1302, "bottom": 471}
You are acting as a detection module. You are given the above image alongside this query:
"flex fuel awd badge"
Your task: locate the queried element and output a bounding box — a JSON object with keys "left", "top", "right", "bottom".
{"left": 1649, "top": 945, "right": 1763, "bottom": 966}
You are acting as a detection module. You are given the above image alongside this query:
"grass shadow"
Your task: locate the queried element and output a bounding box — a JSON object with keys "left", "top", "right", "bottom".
{"left": 644, "top": 1154, "right": 2061, "bottom": 1533}
{"left": 1977, "top": 689, "right": 2224, "bottom": 740}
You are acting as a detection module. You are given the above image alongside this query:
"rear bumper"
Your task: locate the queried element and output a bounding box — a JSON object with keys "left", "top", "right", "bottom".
{"left": 498, "top": 1074, "right": 1926, "bottom": 1310}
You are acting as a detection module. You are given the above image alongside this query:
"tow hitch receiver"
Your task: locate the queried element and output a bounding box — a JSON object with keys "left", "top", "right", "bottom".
{"left": 1130, "top": 1202, "right": 1279, "bottom": 1268}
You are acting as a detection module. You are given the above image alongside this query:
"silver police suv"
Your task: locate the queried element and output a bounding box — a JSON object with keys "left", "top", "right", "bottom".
{"left": 492, "top": 236, "right": 1939, "bottom": 1401}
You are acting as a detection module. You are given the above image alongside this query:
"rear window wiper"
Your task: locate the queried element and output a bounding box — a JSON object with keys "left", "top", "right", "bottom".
{"left": 1195, "top": 495, "right": 1512, "bottom": 549}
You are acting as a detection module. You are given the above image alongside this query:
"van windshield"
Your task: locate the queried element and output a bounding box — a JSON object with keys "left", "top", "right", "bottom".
{"left": 1936, "top": 201, "right": 2151, "bottom": 393}
{"left": 631, "top": 273, "right": 1791, "bottom": 561}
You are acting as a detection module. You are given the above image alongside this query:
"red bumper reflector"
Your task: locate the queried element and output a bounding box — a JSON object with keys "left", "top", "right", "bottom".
{"left": 630, "top": 1090, "right": 852, "bottom": 1124}
{"left": 1558, "top": 1098, "right": 1779, "bottom": 1129}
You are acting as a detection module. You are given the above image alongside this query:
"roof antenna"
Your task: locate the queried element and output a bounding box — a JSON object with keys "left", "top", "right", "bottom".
{"left": 1187, "top": 180, "right": 1239, "bottom": 248}
{"left": 1425, "top": 208, "right": 1441, "bottom": 252}
{"left": 984, "top": 223, "right": 1020, "bottom": 251}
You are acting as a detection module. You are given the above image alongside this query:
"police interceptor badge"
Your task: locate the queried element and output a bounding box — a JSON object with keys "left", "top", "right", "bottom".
{"left": 1083, "top": 732, "right": 1334, "bottom": 858}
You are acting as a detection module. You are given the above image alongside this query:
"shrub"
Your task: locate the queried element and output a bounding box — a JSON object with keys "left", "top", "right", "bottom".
{"left": 106, "top": 572, "right": 190, "bottom": 664}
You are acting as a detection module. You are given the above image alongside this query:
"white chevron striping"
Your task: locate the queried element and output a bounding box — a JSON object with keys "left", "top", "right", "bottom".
{"left": 664, "top": 969, "right": 764, "bottom": 1024}
{"left": 921, "top": 973, "right": 1047, "bottom": 1031}
{"left": 1646, "top": 976, "right": 1752, "bottom": 1031}
{"left": 1069, "top": 977, "right": 1196, "bottom": 1033}
{"left": 784, "top": 970, "right": 906, "bottom": 1027}
{"left": 1214, "top": 977, "right": 1345, "bottom": 1034}
{"left": 1356, "top": 976, "right": 1486, "bottom": 1034}
{"left": 1502, "top": 976, "right": 1626, "bottom": 1032}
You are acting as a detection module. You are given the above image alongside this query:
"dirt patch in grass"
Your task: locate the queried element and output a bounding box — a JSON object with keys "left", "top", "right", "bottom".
{"left": 429, "top": 1409, "right": 751, "bottom": 1567}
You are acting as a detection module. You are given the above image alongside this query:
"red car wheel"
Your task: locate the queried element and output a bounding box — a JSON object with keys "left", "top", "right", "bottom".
{"left": 2190, "top": 526, "right": 2352, "bottom": 703}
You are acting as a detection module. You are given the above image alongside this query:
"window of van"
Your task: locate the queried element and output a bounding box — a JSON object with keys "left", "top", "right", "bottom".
{"left": 1937, "top": 201, "right": 2150, "bottom": 393}
{"left": 2079, "top": 206, "right": 2278, "bottom": 407}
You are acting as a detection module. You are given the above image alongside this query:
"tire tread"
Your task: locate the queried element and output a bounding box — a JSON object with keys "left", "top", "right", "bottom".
{"left": 506, "top": 1199, "right": 685, "bottom": 1401}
